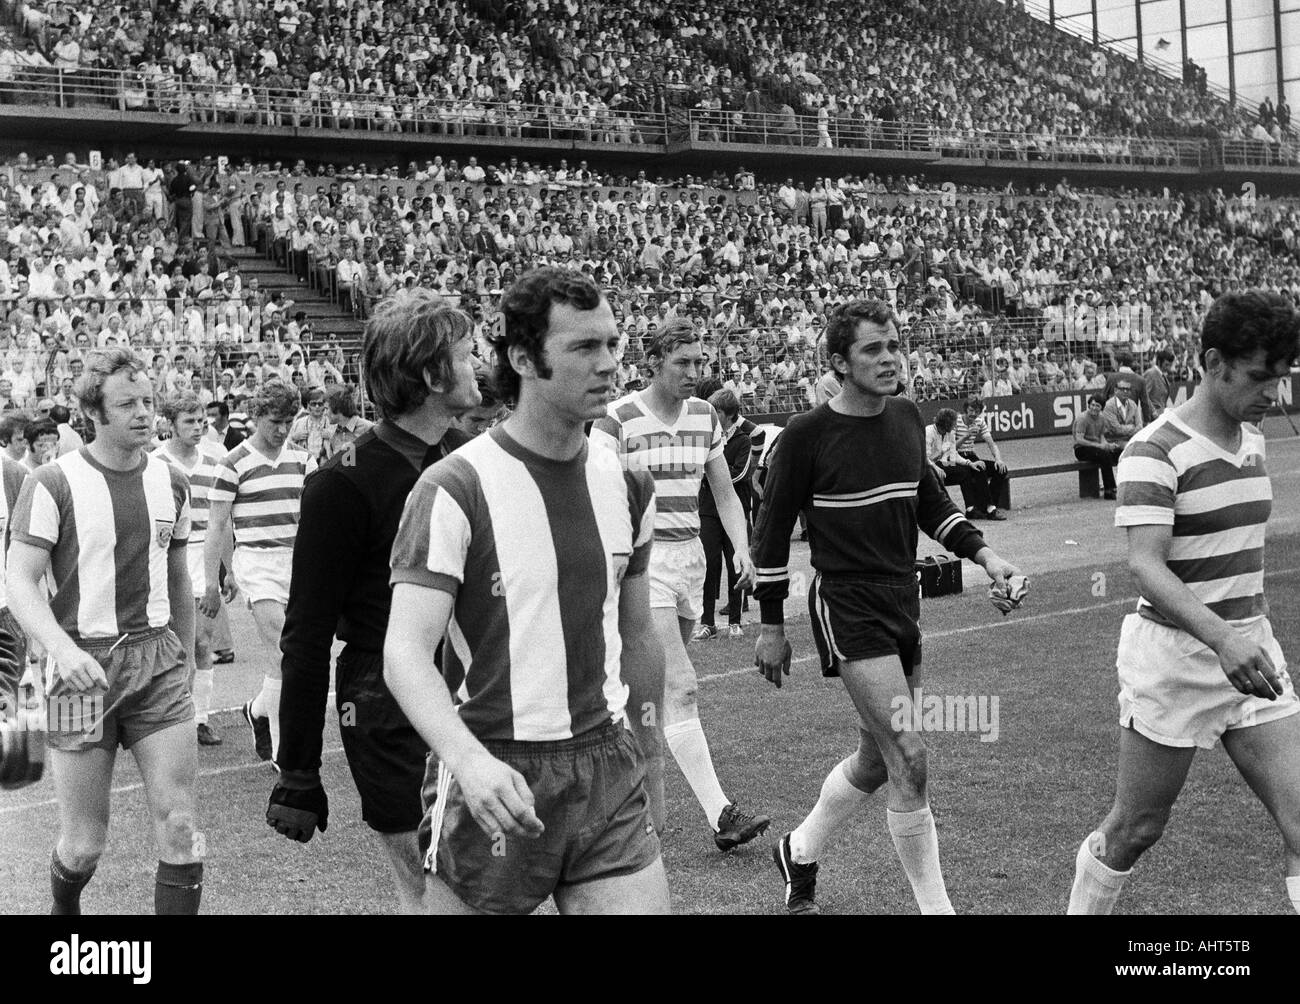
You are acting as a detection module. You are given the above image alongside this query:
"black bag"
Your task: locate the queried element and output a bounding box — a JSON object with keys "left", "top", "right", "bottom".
{"left": 915, "top": 555, "right": 962, "bottom": 598}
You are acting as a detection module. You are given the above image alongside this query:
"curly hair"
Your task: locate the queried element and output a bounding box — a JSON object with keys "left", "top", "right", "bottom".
{"left": 1200, "top": 291, "right": 1300, "bottom": 371}
{"left": 160, "top": 391, "right": 206, "bottom": 424}
{"left": 824, "top": 299, "right": 897, "bottom": 367}
{"left": 362, "top": 287, "right": 473, "bottom": 419}
{"left": 75, "top": 347, "right": 149, "bottom": 416}
{"left": 246, "top": 381, "right": 302, "bottom": 420}
{"left": 492, "top": 266, "right": 603, "bottom": 405}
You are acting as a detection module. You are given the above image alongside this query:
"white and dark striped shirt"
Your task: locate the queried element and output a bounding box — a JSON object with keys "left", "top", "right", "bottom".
{"left": 10, "top": 449, "right": 190, "bottom": 641}
{"left": 157, "top": 440, "right": 225, "bottom": 552}
{"left": 590, "top": 391, "right": 723, "bottom": 543}
{"left": 1116, "top": 411, "right": 1270, "bottom": 626}
{"left": 390, "top": 426, "right": 656, "bottom": 743}
{"left": 209, "top": 441, "right": 314, "bottom": 550}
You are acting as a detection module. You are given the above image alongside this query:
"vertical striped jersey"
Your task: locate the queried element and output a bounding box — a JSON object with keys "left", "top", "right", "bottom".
{"left": 590, "top": 391, "right": 723, "bottom": 542}
{"left": 751, "top": 398, "right": 987, "bottom": 624}
{"left": 1116, "top": 410, "right": 1269, "bottom": 626}
{"left": 209, "top": 440, "right": 315, "bottom": 549}
{"left": 156, "top": 440, "right": 226, "bottom": 552}
{"left": 0, "top": 455, "right": 29, "bottom": 608}
{"left": 390, "top": 425, "right": 656, "bottom": 742}
{"left": 9, "top": 449, "right": 191, "bottom": 641}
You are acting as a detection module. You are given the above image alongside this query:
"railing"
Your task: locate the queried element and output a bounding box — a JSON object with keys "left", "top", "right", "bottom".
{"left": 1219, "top": 137, "right": 1300, "bottom": 169}
{"left": 679, "top": 108, "right": 1209, "bottom": 167}
{"left": 0, "top": 62, "right": 1252, "bottom": 171}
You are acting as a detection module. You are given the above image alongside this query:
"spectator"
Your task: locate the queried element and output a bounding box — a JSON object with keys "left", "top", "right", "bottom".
{"left": 954, "top": 396, "right": 1009, "bottom": 520}
{"left": 1071, "top": 393, "right": 1120, "bottom": 500}
{"left": 696, "top": 387, "right": 752, "bottom": 641}
{"left": 926, "top": 406, "right": 992, "bottom": 514}
{"left": 1143, "top": 349, "right": 1177, "bottom": 421}
{"left": 1102, "top": 376, "right": 1143, "bottom": 449}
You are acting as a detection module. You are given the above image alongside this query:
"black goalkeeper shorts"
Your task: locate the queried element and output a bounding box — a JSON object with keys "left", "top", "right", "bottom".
{"left": 808, "top": 573, "right": 922, "bottom": 678}
{"left": 336, "top": 648, "right": 428, "bottom": 834}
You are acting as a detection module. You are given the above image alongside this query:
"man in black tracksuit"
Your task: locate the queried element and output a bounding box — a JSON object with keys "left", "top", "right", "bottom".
{"left": 267, "top": 289, "right": 481, "bottom": 912}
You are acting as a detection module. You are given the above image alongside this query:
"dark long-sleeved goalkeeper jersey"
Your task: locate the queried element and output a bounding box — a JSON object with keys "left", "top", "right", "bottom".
{"left": 751, "top": 397, "right": 988, "bottom": 624}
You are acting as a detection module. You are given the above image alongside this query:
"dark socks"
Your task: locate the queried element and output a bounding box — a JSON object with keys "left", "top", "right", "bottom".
{"left": 155, "top": 860, "right": 204, "bottom": 915}
{"left": 51, "top": 847, "right": 96, "bottom": 916}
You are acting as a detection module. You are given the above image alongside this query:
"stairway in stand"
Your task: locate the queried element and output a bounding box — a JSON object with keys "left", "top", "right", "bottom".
{"left": 227, "top": 246, "right": 365, "bottom": 381}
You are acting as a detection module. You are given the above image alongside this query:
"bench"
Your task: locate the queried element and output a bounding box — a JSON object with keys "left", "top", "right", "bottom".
{"left": 996, "top": 461, "right": 1103, "bottom": 509}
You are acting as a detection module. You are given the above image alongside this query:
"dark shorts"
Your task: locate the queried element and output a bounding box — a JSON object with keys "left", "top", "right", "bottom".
{"left": 417, "top": 721, "right": 661, "bottom": 915}
{"left": 45, "top": 627, "right": 194, "bottom": 753}
{"left": 808, "top": 573, "right": 922, "bottom": 678}
{"left": 336, "top": 648, "right": 428, "bottom": 834}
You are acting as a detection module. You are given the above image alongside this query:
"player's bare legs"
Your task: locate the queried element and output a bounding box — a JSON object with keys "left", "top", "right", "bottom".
{"left": 49, "top": 747, "right": 115, "bottom": 913}
{"left": 657, "top": 607, "right": 728, "bottom": 827}
{"left": 554, "top": 856, "right": 671, "bottom": 915}
{"left": 248, "top": 598, "right": 285, "bottom": 756}
{"left": 375, "top": 830, "right": 430, "bottom": 914}
{"left": 1223, "top": 714, "right": 1300, "bottom": 911}
{"left": 1068, "top": 726, "right": 1195, "bottom": 914}
{"left": 135, "top": 719, "right": 203, "bottom": 914}
{"left": 838, "top": 657, "right": 953, "bottom": 913}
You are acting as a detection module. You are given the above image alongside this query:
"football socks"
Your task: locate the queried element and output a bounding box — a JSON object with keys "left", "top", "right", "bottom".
{"left": 663, "top": 718, "right": 729, "bottom": 830}
{"left": 887, "top": 805, "right": 955, "bottom": 915}
{"left": 1067, "top": 833, "right": 1131, "bottom": 915}
{"left": 790, "top": 757, "right": 873, "bottom": 864}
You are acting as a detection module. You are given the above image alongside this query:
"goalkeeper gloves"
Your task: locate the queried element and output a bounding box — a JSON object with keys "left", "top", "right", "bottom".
{"left": 267, "top": 769, "right": 329, "bottom": 842}
{"left": 988, "top": 574, "right": 1029, "bottom": 616}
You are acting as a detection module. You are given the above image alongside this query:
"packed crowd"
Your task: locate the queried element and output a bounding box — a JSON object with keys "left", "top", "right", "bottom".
{"left": 6, "top": 148, "right": 1300, "bottom": 416}
{"left": 1, "top": 0, "right": 1287, "bottom": 153}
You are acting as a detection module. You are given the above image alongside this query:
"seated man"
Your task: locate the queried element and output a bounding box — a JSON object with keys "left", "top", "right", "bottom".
{"left": 1072, "top": 393, "right": 1120, "bottom": 500}
{"left": 925, "top": 407, "right": 991, "bottom": 515}
{"left": 953, "top": 396, "right": 1009, "bottom": 520}
{"left": 1102, "top": 376, "right": 1143, "bottom": 451}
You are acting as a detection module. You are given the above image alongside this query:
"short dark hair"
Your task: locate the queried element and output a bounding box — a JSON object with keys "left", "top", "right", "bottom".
{"left": 825, "top": 299, "right": 895, "bottom": 365}
{"left": 0, "top": 414, "right": 27, "bottom": 446}
{"left": 493, "top": 267, "right": 602, "bottom": 406}
{"left": 695, "top": 377, "right": 724, "bottom": 400}
{"left": 708, "top": 387, "right": 740, "bottom": 419}
{"left": 301, "top": 385, "right": 327, "bottom": 408}
{"left": 325, "top": 384, "right": 358, "bottom": 418}
{"left": 362, "top": 288, "right": 473, "bottom": 419}
{"left": 161, "top": 391, "right": 205, "bottom": 423}
{"left": 934, "top": 407, "right": 958, "bottom": 433}
{"left": 49, "top": 404, "right": 71, "bottom": 425}
{"left": 1199, "top": 291, "right": 1300, "bottom": 371}
{"left": 24, "top": 417, "right": 57, "bottom": 443}
{"left": 207, "top": 399, "right": 230, "bottom": 418}
{"left": 1088, "top": 393, "right": 1106, "bottom": 407}
{"left": 644, "top": 318, "right": 699, "bottom": 373}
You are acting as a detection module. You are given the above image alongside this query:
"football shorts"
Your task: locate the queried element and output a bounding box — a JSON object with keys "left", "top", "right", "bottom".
{"left": 418, "top": 721, "right": 660, "bottom": 914}
{"left": 45, "top": 626, "right": 194, "bottom": 753}
{"left": 1117, "top": 613, "right": 1300, "bottom": 749}
{"left": 648, "top": 537, "right": 706, "bottom": 621}
{"left": 336, "top": 647, "right": 427, "bottom": 834}
{"left": 232, "top": 546, "right": 293, "bottom": 606}
{"left": 809, "top": 573, "right": 922, "bottom": 677}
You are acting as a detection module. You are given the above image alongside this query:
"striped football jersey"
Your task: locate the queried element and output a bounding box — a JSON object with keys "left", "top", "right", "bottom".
{"left": 589, "top": 391, "right": 722, "bottom": 542}
{"left": 209, "top": 440, "right": 315, "bottom": 549}
{"left": 1116, "top": 411, "right": 1270, "bottom": 625}
{"left": 390, "top": 425, "right": 656, "bottom": 742}
{"left": 0, "top": 455, "right": 28, "bottom": 608}
{"left": 156, "top": 440, "right": 225, "bottom": 551}
{"left": 10, "top": 449, "right": 191, "bottom": 641}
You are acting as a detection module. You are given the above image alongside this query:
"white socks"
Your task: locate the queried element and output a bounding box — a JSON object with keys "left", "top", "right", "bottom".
{"left": 251, "top": 676, "right": 282, "bottom": 758}
{"left": 1287, "top": 875, "right": 1300, "bottom": 915}
{"left": 663, "top": 718, "right": 730, "bottom": 828}
{"left": 192, "top": 668, "right": 214, "bottom": 726}
{"left": 790, "top": 758, "right": 874, "bottom": 864}
{"left": 887, "top": 806, "right": 955, "bottom": 915}
{"left": 1068, "top": 834, "right": 1131, "bottom": 915}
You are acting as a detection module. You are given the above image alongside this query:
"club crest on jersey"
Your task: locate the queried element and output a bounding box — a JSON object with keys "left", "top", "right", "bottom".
{"left": 155, "top": 520, "right": 174, "bottom": 549}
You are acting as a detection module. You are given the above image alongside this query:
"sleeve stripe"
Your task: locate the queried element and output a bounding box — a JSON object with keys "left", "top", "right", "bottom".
{"left": 933, "top": 512, "right": 964, "bottom": 543}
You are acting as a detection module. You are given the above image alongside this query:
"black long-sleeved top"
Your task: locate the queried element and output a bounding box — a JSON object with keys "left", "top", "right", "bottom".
{"left": 699, "top": 424, "right": 752, "bottom": 520}
{"left": 751, "top": 397, "right": 987, "bottom": 625}
{"left": 277, "top": 420, "right": 469, "bottom": 774}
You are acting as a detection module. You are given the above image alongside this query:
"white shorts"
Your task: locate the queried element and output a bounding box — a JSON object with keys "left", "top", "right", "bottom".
{"left": 648, "top": 537, "right": 706, "bottom": 622}
{"left": 187, "top": 544, "right": 206, "bottom": 598}
{"left": 232, "top": 547, "right": 293, "bottom": 606}
{"left": 1117, "top": 613, "right": 1300, "bottom": 749}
